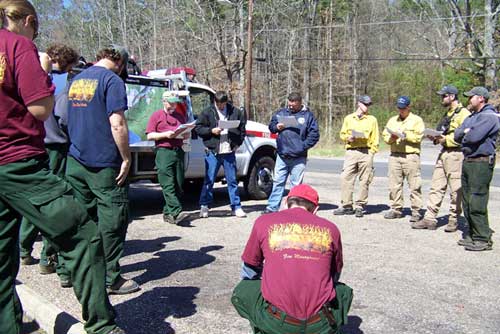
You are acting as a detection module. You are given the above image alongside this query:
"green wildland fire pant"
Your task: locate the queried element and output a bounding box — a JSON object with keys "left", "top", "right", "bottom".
{"left": 155, "top": 147, "right": 185, "bottom": 217}
{"left": 0, "top": 155, "right": 116, "bottom": 334}
{"left": 232, "top": 279, "right": 353, "bottom": 334}
{"left": 65, "top": 156, "right": 129, "bottom": 287}
{"left": 19, "top": 143, "right": 69, "bottom": 279}
{"left": 461, "top": 160, "right": 495, "bottom": 243}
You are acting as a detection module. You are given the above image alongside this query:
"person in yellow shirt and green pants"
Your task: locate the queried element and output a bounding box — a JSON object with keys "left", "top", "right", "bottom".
{"left": 382, "top": 96, "right": 425, "bottom": 222}
{"left": 334, "top": 96, "right": 379, "bottom": 218}
{"left": 412, "top": 85, "right": 470, "bottom": 232}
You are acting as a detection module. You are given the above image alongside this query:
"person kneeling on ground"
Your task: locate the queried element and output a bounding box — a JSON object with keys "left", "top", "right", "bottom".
{"left": 232, "top": 184, "right": 353, "bottom": 334}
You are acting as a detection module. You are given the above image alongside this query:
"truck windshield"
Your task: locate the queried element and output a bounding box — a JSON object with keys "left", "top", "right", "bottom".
{"left": 189, "top": 90, "right": 212, "bottom": 118}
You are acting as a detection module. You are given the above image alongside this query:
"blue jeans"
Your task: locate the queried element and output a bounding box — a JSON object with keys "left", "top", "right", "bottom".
{"left": 199, "top": 151, "right": 241, "bottom": 210}
{"left": 266, "top": 155, "right": 306, "bottom": 211}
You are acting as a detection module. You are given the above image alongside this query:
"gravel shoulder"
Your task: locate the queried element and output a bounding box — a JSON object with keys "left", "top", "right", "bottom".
{"left": 17, "top": 168, "right": 500, "bottom": 334}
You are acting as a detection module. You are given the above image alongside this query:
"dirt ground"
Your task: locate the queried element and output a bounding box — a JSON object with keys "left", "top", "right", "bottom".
{"left": 18, "top": 169, "right": 500, "bottom": 334}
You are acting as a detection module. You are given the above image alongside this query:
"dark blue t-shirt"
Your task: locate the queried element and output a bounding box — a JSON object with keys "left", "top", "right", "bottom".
{"left": 67, "top": 66, "right": 128, "bottom": 168}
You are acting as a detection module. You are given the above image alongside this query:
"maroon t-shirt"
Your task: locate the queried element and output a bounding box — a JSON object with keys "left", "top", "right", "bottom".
{"left": 242, "top": 207, "right": 343, "bottom": 319}
{"left": 146, "top": 109, "right": 186, "bottom": 148}
{"left": 0, "top": 29, "right": 54, "bottom": 165}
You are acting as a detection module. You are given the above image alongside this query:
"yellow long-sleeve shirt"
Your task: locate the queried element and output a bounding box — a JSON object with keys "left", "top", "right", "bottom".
{"left": 339, "top": 113, "right": 379, "bottom": 154}
{"left": 440, "top": 103, "right": 471, "bottom": 148}
{"left": 383, "top": 112, "right": 425, "bottom": 154}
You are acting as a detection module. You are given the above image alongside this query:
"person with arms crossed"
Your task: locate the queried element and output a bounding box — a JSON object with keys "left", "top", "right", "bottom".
{"left": 262, "top": 92, "right": 320, "bottom": 214}
{"left": 232, "top": 184, "right": 352, "bottom": 334}
{"left": 382, "top": 96, "right": 425, "bottom": 222}
{"left": 146, "top": 91, "right": 190, "bottom": 225}
{"left": 454, "top": 87, "right": 499, "bottom": 251}
{"left": 412, "top": 85, "right": 470, "bottom": 232}
{"left": 195, "top": 90, "right": 247, "bottom": 218}
{"left": 0, "top": 1, "right": 122, "bottom": 333}
{"left": 334, "top": 95, "right": 379, "bottom": 218}
{"left": 66, "top": 47, "right": 139, "bottom": 295}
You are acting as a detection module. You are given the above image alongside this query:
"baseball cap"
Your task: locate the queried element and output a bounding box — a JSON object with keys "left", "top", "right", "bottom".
{"left": 463, "top": 86, "right": 490, "bottom": 99}
{"left": 437, "top": 85, "right": 458, "bottom": 95}
{"left": 358, "top": 95, "right": 372, "bottom": 106}
{"left": 162, "top": 91, "right": 183, "bottom": 103}
{"left": 396, "top": 96, "right": 410, "bottom": 109}
{"left": 287, "top": 184, "right": 319, "bottom": 207}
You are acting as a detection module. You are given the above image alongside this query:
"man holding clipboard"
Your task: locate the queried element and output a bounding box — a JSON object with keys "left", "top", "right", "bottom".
{"left": 146, "top": 91, "right": 191, "bottom": 225}
{"left": 334, "top": 95, "right": 379, "bottom": 218}
{"left": 262, "top": 92, "right": 320, "bottom": 214}
{"left": 412, "top": 85, "right": 470, "bottom": 232}
{"left": 195, "top": 91, "right": 247, "bottom": 218}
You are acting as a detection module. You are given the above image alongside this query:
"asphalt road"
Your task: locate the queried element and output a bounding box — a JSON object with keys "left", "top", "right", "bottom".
{"left": 308, "top": 158, "right": 500, "bottom": 187}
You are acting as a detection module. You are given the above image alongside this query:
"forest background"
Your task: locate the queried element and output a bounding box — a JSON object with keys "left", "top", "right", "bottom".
{"left": 32, "top": 0, "right": 500, "bottom": 152}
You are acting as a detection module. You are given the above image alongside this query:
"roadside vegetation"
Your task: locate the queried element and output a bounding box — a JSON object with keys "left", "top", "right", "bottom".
{"left": 33, "top": 1, "right": 499, "bottom": 151}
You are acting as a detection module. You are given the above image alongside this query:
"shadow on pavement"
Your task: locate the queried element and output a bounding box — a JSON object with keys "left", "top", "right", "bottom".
{"left": 121, "top": 245, "right": 224, "bottom": 285}
{"left": 365, "top": 204, "right": 390, "bottom": 214}
{"left": 21, "top": 318, "right": 42, "bottom": 334}
{"left": 129, "top": 182, "right": 258, "bottom": 220}
{"left": 318, "top": 202, "right": 338, "bottom": 211}
{"left": 115, "top": 286, "right": 199, "bottom": 334}
{"left": 124, "top": 236, "right": 181, "bottom": 257}
{"left": 341, "top": 315, "right": 364, "bottom": 334}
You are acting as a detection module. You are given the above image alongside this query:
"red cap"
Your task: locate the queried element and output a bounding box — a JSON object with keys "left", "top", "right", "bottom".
{"left": 288, "top": 184, "right": 319, "bottom": 206}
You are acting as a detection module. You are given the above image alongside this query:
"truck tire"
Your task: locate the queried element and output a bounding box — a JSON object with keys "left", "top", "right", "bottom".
{"left": 245, "top": 155, "right": 275, "bottom": 200}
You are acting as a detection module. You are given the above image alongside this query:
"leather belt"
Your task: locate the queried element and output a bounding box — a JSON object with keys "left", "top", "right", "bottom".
{"left": 266, "top": 304, "right": 324, "bottom": 326}
{"left": 465, "top": 156, "right": 491, "bottom": 162}
{"left": 441, "top": 147, "right": 461, "bottom": 152}
{"left": 390, "top": 152, "right": 419, "bottom": 156}
{"left": 347, "top": 147, "right": 369, "bottom": 151}
{"left": 160, "top": 146, "right": 181, "bottom": 151}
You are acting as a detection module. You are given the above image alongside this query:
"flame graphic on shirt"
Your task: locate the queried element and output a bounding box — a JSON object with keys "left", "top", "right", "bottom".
{"left": 268, "top": 223, "right": 332, "bottom": 254}
{"left": 68, "top": 79, "right": 98, "bottom": 102}
{"left": 0, "top": 53, "right": 6, "bottom": 84}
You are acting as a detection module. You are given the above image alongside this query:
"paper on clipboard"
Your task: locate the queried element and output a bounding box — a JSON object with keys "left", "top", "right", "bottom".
{"left": 277, "top": 115, "right": 299, "bottom": 127}
{"left": 351, "top": 130, "right": 366, "bottom": 138}
{"left": 174, "top": 120, "right": 196, "bottom": 138}
{"left": 385, "top": 127, "right": 405, "bottom": 139}
{"left": 218, "top": 120, "right": 240, "bottom": 129}
{"left": 423, "top": 128, "right": 443, "bottom": 137}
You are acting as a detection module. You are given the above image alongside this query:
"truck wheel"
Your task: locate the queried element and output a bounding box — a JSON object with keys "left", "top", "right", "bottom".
{"left": 245, "top": 156, "right": 275, "bottom": 200}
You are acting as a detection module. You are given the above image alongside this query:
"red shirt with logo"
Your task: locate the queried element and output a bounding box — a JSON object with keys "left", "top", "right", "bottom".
{"left": 146, "top": 108, "right": 186, "bottom": 148}
{"left": 0, "top": 29, "right": 54, "bottom": 165}
{"left": 242, "top": 207, "right": 343, "bottom": 319}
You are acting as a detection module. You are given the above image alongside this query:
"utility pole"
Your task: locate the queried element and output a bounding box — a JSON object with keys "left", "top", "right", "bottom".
{"left": 245, "top": 0, "right": 253, "bottom": 119}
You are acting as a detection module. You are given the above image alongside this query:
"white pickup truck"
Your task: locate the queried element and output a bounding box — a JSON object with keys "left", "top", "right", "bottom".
{"left": 125, "top": 70, "right": 277, "bottom": 200}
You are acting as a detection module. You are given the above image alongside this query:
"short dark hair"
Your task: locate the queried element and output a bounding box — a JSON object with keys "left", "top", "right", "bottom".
{"left": 286, "top": 196, "right": 316, "bottom": 212}
{"left": 95, "top": 48, "right": 123, "bottom": 63}
{"left": 214, "top": 91, "right": 229, "bottom": 103}
{"left": 46, "top": 43, "right": 79, "bottom": 72}
{"left": 288, "top": 92, "right": 302, "bottom": 102}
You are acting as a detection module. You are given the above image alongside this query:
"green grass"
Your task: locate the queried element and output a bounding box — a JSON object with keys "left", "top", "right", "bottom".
{"left": 309, "top": 138, "right": 391, "bottom": 158}
{"left": 309, "top": 145, "right": 345, "bottom": 157}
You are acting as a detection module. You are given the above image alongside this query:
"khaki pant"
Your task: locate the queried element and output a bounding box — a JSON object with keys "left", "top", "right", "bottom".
{"left": 340, "top": 149, "right": 374, "bottom": 209}
{"left": 423, "top": 150, "right": 463, "bottom": 224}
{"left": 388, "top": 153, "right": 422, "bottom": 214}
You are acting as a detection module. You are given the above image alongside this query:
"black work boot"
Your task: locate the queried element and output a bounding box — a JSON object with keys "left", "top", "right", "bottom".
{"left": 333, "top": 207, "right": 355, "bottom": 215}
{"left": 464, "top": 240, "right": 493, "bottom": 251}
